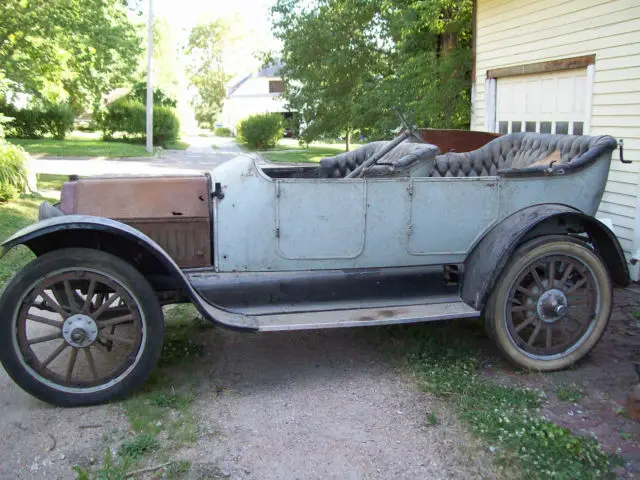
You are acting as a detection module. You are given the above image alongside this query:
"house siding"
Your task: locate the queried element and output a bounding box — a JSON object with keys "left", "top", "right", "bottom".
{"left": 474, "top": 0, "right": 640, "bottom": 265}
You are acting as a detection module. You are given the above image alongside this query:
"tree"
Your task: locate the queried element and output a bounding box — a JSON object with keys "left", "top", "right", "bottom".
{"left": 185, "top": 20, "right": 230, "bottom": 127}
{"left": 0, "top": 0, "right": 142, "bottom": 112}
{"left": 272, "top": 0, "right": 387, "bottom": 150}
{"left": 271, "top": 0, "right": 473, "bottom": 145}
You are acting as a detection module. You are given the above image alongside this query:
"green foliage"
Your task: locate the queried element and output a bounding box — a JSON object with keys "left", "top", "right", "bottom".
{"left": 2, "top": 102, "right": 75, "bottom": 139}
{"left": 237, "top": 113, "right": 284, "bottom": 149}
{"left": 556, "top": 384, "right": 584, "bottom": 402}
{"left": 186, "top": 21, "right": 231, "bottom": 126}
{"left": 153, "top": 106, "right": 181, "bottom": 146}
{"left": 394, "top": 324, "right": 618, "bottom": 479}
{"left": 0, "top": 139, "right": 28, "bottom": 202}
{"left": 129, "top": 81, "right": 177, "bottom": 108}
{"left": 72, "top": 449, "right": 129, "bottom": 480}
{"left": 118, "top": 434, "right": 160, "bottom": 460}
{"left": 271, "top": 0, "right": 473, "bottom": 144}
{"left": 100, "top": 99, "right": 180, "bottom": 147}
{"left": 0, "top": 0, "right": 142, "bottom": 113}
{"left": 214, "top": 126, "right": 233, "bottom": 137}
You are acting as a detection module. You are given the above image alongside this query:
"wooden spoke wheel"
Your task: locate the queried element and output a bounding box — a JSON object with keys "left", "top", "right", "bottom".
{"left": 0, "top": 249, "right": 163, "bottom": 406}
{"left": 486, "top": 236, "right": 612, "bottom": 371}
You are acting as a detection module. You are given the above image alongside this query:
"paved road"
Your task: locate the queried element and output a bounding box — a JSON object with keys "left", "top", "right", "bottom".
{"left": 30, "top": 135, "right": 246, "bottom": 177}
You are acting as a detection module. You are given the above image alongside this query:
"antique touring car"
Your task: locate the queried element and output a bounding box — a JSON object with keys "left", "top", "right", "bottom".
{"left": 0, "top": 130, "right": 630, "bottom": 406}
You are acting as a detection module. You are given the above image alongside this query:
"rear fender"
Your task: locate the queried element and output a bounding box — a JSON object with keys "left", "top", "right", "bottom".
{"left": 1, "top": 215, "right": 257, "bottom": 330}
{"left": 461, "top": 204, "right": 630, "bottom": 311}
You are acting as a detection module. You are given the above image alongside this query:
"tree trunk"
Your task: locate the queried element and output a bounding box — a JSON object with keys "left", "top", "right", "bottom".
{"left": 346, "top": 130, "right": 351, "bottom": 152}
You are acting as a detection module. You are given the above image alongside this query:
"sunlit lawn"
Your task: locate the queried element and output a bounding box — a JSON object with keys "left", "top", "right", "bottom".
{"left": 8, "top": 131, "right": 190, "bottom": 158}
{"left": 254, "top": 138, "right": 361, "bottom": 163}
{"left": 0, "top": 195, "right": 53, "bottom": 284}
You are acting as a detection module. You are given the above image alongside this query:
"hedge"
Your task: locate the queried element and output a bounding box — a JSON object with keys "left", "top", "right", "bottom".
{"left": 100, "top": 98, "right": 180, "bottom": 146}
{"left": 2, "top": 103, "right": 75, "bottom": 140}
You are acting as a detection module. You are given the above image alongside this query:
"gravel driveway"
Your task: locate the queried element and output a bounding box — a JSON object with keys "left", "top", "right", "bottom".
{"left": 0, "top": 325, "right": 495, "bottom": 479}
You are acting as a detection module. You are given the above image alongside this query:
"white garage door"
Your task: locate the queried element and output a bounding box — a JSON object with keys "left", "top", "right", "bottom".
{"left": 496, "top": 69, "right": 590, "bottom": 136}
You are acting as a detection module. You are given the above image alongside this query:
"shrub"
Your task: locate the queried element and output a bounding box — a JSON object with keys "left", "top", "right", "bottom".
{"left": 41, "top": 103, "right": 75, "bottom": 140}
{"left": 214, "top": 126, "right": 232, "bottom": 137}
{"left": 237, "top": 113, "right": 284, "bottom": 149}
{"left": 0, "top": 140, "right": 29, "bottom": 202}
{"left": 1, "top": 102, "right": 75, "bottom": 140}
{"left": 129, "top": 81, "right": 177, "bottom": 107}
{"left": 100, "top": 99, "right": 180, "bottom": 147}
{"left": 153, "top": 106, "right": 180, "bottom": 146}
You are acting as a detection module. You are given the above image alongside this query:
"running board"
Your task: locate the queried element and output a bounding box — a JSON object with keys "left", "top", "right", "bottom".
{"left": 256, "top": 301, "right": 480, "bottom": 332}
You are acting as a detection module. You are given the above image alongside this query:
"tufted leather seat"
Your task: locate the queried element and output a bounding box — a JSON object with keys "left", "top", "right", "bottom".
{"left": 318, "top": 141, "right": 439, "bottom": 178}
{"left": 428, "top": 133, "right": 617, "bottom": 177}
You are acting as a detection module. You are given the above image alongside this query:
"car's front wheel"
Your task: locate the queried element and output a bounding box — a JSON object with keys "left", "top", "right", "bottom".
{"left": 486, "top": 236, "right": 612, "bottom": 371}
{"left": 0, "top": 248, "right": 164, "bottom": 406}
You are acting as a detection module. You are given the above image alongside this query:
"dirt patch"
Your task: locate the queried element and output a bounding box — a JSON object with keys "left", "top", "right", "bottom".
{"left": 176, "top": 328, "right": 497, "bottom": 480}
{"left": 480, "top": 286, "right": 640, "bottom": 478}
{"left": 0, "top": 371, "right": 130, "bottom": 479}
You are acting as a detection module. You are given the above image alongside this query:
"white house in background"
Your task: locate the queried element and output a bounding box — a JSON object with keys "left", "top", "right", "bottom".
{"left": 221, "top": 62, "right": 290, "bottom": 133}
{"left": 471, "top": 0, "right": 640, "bottom": 279}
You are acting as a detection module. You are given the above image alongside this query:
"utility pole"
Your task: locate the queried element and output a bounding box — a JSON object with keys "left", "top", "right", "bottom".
{"left": 145, "top": 0, "right": 153, "bottom": 153}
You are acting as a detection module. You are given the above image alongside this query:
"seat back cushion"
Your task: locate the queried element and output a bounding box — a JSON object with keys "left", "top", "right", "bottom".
{"left": 428, "top": 133, "right": 616, "bottom": 177}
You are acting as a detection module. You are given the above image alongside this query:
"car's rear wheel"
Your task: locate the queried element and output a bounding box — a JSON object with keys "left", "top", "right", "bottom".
{"left": 486, "top": 236, "right": 612, "bottom": 371}
{"left": 0, "top": 248, "right": 163, "bottom": 406}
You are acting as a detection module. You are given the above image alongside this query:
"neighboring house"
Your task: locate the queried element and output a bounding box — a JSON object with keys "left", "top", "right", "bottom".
{"left": 221, "top": 62, "right": 290, "bottom": 133}
{"left": 471, "top": 0, "right": 640, "bottom": 278}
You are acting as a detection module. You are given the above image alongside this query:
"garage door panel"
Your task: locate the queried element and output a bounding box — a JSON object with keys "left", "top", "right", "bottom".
{"left": 496, "top": 69, "right": 588, "bottom": 135}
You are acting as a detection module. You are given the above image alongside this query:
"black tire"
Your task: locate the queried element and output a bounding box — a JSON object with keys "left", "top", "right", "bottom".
{"left": 0, "top": 248, "right": 164, "bottom": 406}
{"left": 485, "top": 235, "right": 612, "bottom": 371}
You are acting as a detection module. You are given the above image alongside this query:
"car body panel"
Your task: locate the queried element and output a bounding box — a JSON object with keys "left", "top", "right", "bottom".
{"left": 213, "top": 152, "right": 611, "bottom": 272}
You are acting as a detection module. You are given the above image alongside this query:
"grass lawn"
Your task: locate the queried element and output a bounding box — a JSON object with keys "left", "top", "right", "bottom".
{"left": 8, "top": 131, "right": 190, "bottom": 158}
{"left": 0, "top": 195, "right": 55, "bottom": 284}
{"left": 243, "top": 138, "right": 355, "bottom": 163}
{"left": 36, "top": 173, "right": 69, "bottom": 191}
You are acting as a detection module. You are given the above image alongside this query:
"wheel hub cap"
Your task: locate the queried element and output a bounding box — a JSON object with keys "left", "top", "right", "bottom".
{"left": 536, "top": 288, "right": 568, "bottom": 324}
{"left": 62, "top": 314, "right": 98, "bottom": 347}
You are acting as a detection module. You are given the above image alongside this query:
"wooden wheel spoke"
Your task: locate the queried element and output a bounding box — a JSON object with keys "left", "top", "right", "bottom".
{"left": 93, "top": 294, "right": 121, "bottom": 319}
{"left": 100, "top": 332, "right": 135, "bottom": 346}
{"left": 65, "top": 347, "right": 78, "bottom": 382}
{"left": 81, "top": 280, "right": 97, "bottom": 314}
{"left": 63, "top": 281, "right": 80, "bottom": 313}
{"left": 548, "top": 260, "right": 556, "bottom": 288}
{"left": 515, "top": 316, "right": 536, "bottom": 333}
{"left": 545, "top": 325, "right": 552, "bottom": 348}
{"left": 559, "top": 264, "right": 574, "bottom": 288}
{"left": 98, "top": 314, "right": 134, "bottom": 329}
{"left": 565, "top": 277, "right": 587, "bottom": 296}
{"left": 38, "top": 290, "right": 69, "bottom": 318}
{"left": 42, "top": 342, "right": 68, "bottom": 368}
{"left": 527, "top": 322, "right": 542, "bottom": 346}
{"left": 26, "top": 313, "right": 64, "bottom": 329}
{"left": 530, "top": 267, "right": 545, "bottom": 290}
{"left": 516, "top": 286, "right": 536, "bottom": 299}
{"left": 511, "top": 304, "right": 536, "bottom": 313}
{"left": 84, "top": 347, "right": 99, "bottom": 380}
{"left": 28, "top": 332, "right": 62, "bottom": 345}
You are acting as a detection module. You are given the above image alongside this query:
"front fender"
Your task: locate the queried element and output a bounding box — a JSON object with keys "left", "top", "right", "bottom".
{"left": 461, "top": 204, "right": 630, "bottom": 311}
{"left": 1, "top": 215, "right": 258, "bottom": 330}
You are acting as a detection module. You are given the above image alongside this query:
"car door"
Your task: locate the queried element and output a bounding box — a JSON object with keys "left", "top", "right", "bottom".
{"left": 407, "top": 177, "right": 500, "bottom": 257}
{"left": 276, "top": 179, "right": 367, "bottom": 259}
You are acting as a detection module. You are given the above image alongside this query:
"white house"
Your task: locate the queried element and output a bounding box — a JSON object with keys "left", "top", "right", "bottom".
{"left": 471, "top": 0, "right": 640, "bottom": 278}
{"left": 221, "top": 62, "right": 290, "bottom": 133}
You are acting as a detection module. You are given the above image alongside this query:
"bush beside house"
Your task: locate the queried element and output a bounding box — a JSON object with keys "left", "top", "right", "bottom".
{"left": 237, "top": 113, "right": 284, "bottom": 149}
